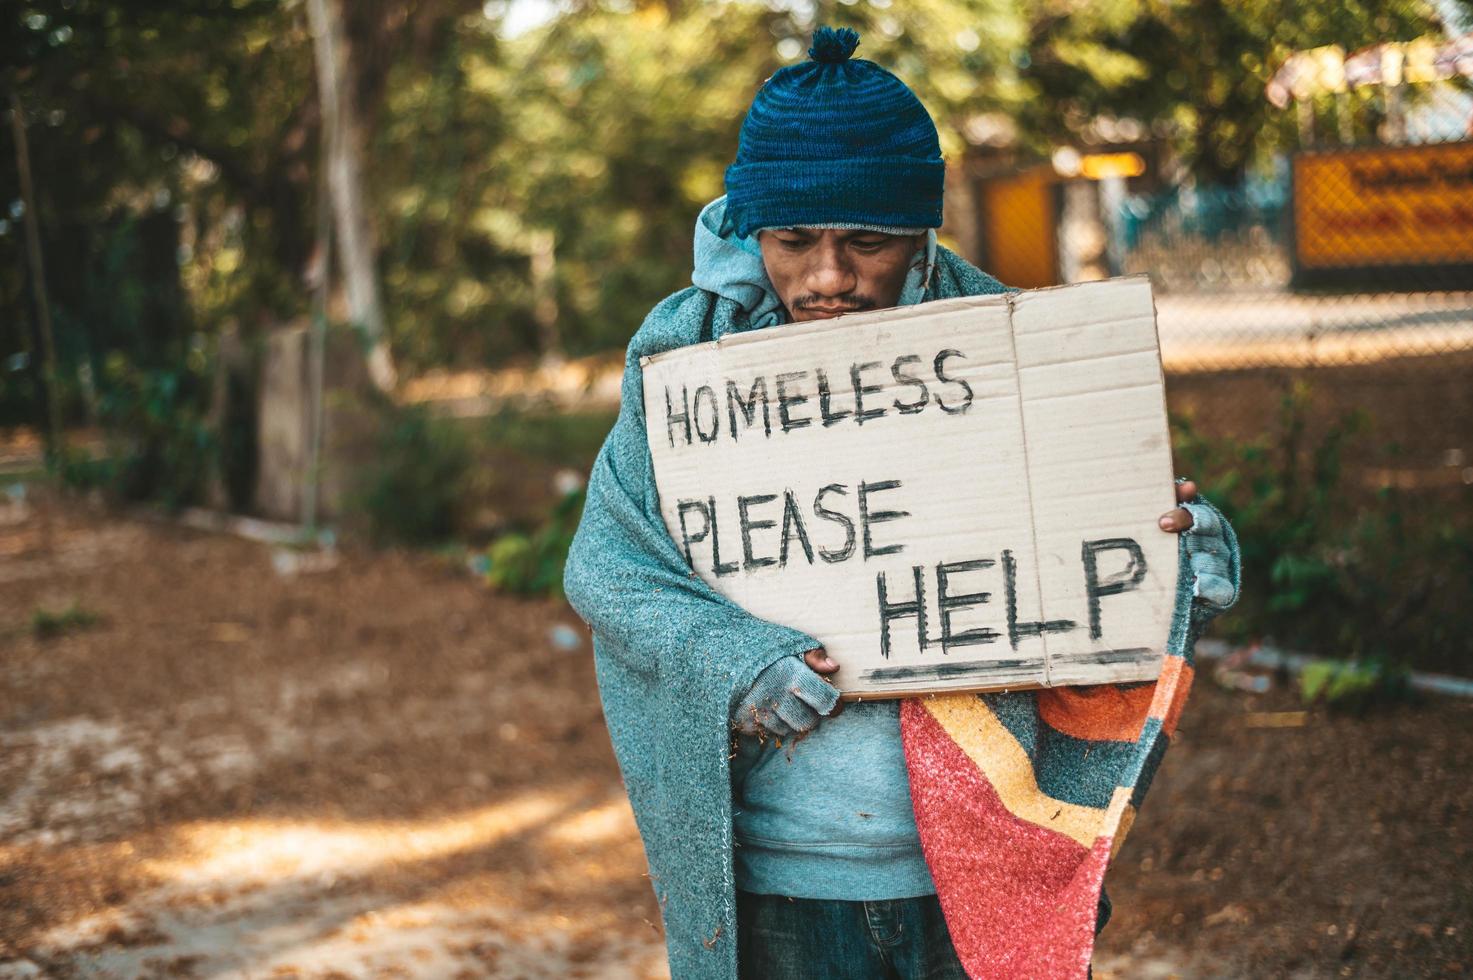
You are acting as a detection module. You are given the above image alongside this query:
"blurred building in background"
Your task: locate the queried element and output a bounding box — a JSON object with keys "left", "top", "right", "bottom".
{"left": 947, "top": 27, "right": 1472, "bottom": 507}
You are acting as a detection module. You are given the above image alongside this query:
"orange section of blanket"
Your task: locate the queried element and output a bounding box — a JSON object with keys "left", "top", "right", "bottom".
{"left": 1037, "top": 657, "right": 1194, "bottom": 743}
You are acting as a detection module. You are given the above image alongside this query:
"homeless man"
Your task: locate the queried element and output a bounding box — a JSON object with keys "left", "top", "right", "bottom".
{"left": 563, "top": 26, "right": 1240, "bottom": 980}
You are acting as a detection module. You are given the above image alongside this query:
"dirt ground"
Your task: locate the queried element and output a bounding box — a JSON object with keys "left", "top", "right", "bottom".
{"left": 1, "top": 493, "right": 1469, "bottom": 979}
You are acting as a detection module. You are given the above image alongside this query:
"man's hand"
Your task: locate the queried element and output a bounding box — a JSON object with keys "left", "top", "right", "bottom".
{"left": 732, "top": 648, "right": 844, "bottom": 740}
{"left": 802, "top": 648, "right": 845, "bottom": 719}
{"left": 1156, "top": 478, "right": 1237, "bottom": 609}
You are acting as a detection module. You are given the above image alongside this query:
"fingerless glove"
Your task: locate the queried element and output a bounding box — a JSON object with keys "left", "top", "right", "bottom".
{"left": 1181, "top": 500, "right": 1238, "bottom": 611}
{"left": 731, "top": 654, "right": 841, "bottom": 739}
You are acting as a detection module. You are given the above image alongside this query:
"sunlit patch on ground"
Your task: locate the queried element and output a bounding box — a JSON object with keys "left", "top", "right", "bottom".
{"left": 19, "top": 795, "right": 668, "bottom": 979}
{"left": 5, "top": 773, "right": 667, "bottom": 976}
{"left": 145, "top": 794, "right": 581, "bottom": 887}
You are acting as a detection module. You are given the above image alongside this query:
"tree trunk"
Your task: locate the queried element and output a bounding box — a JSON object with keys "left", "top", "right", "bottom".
{"left": 530, "top": 228, "right": 564, "bottom": 365}
{"left": 9, "top": 90, "right": 64, "bottom": 460}
{"left": 305, "top": 0, "right": 396, "bottom": 393}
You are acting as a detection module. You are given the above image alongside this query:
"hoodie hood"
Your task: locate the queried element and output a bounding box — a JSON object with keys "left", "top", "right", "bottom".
{"left": 691, "top": 196, "right": 937, "bottom": 329}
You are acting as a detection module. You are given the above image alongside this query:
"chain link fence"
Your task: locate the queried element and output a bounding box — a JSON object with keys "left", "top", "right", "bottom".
{"left": 1130, "top": 146, "right": 1472, "bottom": 505}
{"left": 965, "top": 91, "right": 1473, "bottom": 511}
{"left": 958, "top": 70, "right": 1472, "bottom": 667}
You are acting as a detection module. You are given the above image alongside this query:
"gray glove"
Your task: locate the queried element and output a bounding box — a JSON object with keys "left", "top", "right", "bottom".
{"left": 1180, "top": 499, "right": 1238, "bottom": 610}
{"left": 732, "top": 654, "right": 840, "bottom": 739}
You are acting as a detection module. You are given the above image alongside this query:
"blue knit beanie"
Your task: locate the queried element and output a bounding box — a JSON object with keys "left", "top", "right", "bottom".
{"left": 724, "top": 27, "right": 945, "bottom": 239}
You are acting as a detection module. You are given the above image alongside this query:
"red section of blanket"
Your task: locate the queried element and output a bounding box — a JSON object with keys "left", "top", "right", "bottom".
{"left": 900, "top": 699, "right": 1112, "bottom": 980}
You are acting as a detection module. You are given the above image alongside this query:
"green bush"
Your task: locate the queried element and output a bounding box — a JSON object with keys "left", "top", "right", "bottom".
{"left": 55, "top": 352, "right": 215, "bottom": 510}
{"left": 480, "top": 488, "right": 585, "bottom": 598}
{"left": 1299, "top": 656, "right": 1412, "bottom": 713}
{"left": 480, "top": 406, "right": 618, "bottom": 470}
{"left": 32, "top": 601, "right": 101, "bottom": 640}
{"left": 1173, "top": 382, "right": 1473, "bottom": 675}
{"left": 354, "top": 403, "right": 473, "bottom": 545}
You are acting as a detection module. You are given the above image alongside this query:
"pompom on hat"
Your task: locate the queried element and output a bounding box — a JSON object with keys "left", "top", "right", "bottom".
{"left": 724, "top": 26, "right": 946, "bottom": 239}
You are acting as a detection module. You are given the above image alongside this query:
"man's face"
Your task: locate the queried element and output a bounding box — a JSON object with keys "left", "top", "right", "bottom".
{"left": 758, "top": 228, "right": 921, "bottom": 322}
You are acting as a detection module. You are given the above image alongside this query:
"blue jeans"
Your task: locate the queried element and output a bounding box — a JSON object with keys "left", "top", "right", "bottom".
{"left": 736, "top": 888, "right": 1112, "bottom": 980}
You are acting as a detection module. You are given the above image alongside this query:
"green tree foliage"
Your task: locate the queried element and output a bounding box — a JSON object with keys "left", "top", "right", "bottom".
{"left": 1016, "top": 0, "right": 1450, "bottom": 183}
{"left": 470, "top": 4, "right": 799, "bottom": 357}
{"left": 3, "top": 0, "right": 319, "bottom": 321}
{"left": 2, "top": 0, "right": 1456, "bottom": 394}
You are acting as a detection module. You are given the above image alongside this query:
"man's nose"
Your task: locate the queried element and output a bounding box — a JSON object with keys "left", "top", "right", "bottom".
{"left": 805, "top": 241, "right": 858, "bottom": 298}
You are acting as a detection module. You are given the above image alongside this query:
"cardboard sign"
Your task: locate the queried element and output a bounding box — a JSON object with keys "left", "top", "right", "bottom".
{"left": 641, "top": 276, "right": 1178, "bottom": 697}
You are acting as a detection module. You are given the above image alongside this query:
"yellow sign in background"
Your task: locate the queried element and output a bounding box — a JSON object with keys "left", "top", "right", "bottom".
{"left": 1294, "top": 142, "right": 1473, "bottom": 270}
{"left": 980, "top": 167, "right": 1057, "bottom": 289}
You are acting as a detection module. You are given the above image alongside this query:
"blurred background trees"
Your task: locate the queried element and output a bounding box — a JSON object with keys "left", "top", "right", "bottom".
{"left": 6, "top": 0, "right": 1457, "bottom": 382}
